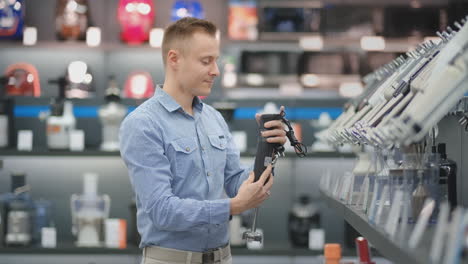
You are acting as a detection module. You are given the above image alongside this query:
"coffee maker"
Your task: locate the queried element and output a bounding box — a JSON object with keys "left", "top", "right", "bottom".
{"left": 288, "top": 195, "right": 321, "bottom": 247}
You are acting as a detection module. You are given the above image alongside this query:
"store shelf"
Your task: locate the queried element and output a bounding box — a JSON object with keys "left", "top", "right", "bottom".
{"left": 0, "top": 41, "right": 161, "bottom": 52}
{"left": 0, "top": 242, "right": 331, "bottom": 256}
{"left": 0, "top": 243, "right": 140, "bottom": 255}
{"left": 0, "top": 149, "right": 354, "bottom": 158}
{"left": 320, "top": 191, "right": 431, "bottom": 264}
{"left": 0, "top": 148, "right": 121, "bottom": 157}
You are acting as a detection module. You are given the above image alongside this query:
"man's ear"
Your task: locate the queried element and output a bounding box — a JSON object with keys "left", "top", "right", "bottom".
{"left": 167, "top": 49, "right": 180, "bottom": 70}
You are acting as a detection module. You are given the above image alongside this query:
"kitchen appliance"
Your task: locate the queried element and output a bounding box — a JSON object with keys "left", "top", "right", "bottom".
{"left": 55, "top": 0, "right": 90, "bottom": 41}
{"left": 99, "top": 76, "right": 127, "bottom": 151}
{"left": 171, "top": 0, "right": 204, "bottom": 21}
{"left": 4, "top": 173, "right": 34, "bottom": 247}
{"left": 117, "top": 0, "right": 155, "bottom": 44}
{"left": 45, "top": 77, "right": 76, "bottom": 150}
{"left": 0, "top": 0, "right": 24, "bottom": 40}
{"left": 124, "top": 71, "right": 155, "bottom": 99}
{"left": 288, "top": 195, "right": 320, "bottom": 247}
{"left": 71, "top": 173, "right": 110, "bottom": 247}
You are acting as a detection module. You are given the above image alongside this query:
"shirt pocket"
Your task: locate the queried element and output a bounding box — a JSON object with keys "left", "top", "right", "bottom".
{"left": 208, "top": 135, "right": 227, "bottom": 171}
{"left": 171, "top": 137, "right": 200, "bottom": 180}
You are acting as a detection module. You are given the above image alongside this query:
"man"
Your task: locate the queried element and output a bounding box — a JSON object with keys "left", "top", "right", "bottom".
{"left": 120, "top": 17, "right": 286, "bottom": 264}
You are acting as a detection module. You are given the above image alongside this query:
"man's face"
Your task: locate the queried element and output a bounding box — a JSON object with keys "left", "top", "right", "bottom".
{"left": 176, "top": 31, "right": 220, "bottom": 97}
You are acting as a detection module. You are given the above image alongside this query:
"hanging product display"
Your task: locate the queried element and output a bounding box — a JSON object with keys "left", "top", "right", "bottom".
{"left": 437, "top": 143, "right": 457, "bottom": 209}
{"left": 123, "top": 71, "right": 154, "bottom": 99}
{"left": 0, "top": 0, "right": 24, "bottom": 39}
{"left": 319, "top": 16, "right": 468, "bottom": 264}
{"left": 70, "top": 173, "right": 110, "bottom": 247}
{"left": 171, "top": 0, "right": 204, "bottom": 21}
{"left": 117, "top": 0, "right": 155, "bottom": 45}
{"left": 228, "top": 0, "right": 258, "bottom": 40}
{"left": 55, "top": 0, "right": 90, "bottom": 41}
{"left": 363, "top": 52, "right": 402, "bottom": 75}
{"left": 4, "top": 63, "right": 41, "bottom": 97}
{"left": 65, "top": 61, "right": 94, "bottom": 98}
{"left": 99, "top": 76, "right": 127, "bottom": 151}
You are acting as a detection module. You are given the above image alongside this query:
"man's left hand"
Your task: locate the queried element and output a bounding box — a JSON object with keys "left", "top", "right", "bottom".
{"left": 255, "top": 105, "right": 287, "bottom": 145}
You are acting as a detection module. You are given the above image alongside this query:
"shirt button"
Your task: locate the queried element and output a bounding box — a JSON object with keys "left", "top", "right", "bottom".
{"left": 201, "top": 146, "right": 205, "bottom": 151}
{"left": 207, "top": 172, "right": 211, "bottom": 176}
{"left": 220, "top": 144, "right": 224, "bottom": 148}
{"left": 185, "top": 147, "right": 190, "bottom": 152}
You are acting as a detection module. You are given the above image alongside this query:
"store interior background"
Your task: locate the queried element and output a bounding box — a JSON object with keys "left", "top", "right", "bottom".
{"left": 0, "top": 0, "right": 468, "bottom": 264}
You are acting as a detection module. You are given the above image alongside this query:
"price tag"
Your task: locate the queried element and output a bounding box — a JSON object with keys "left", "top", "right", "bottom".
{"left": 17, "top": 130, "right": 33, "bottom": 151}
{"left": 41, "top": 227, "right": 57, "bottom": 248}
{"left": 69, "top": 130, "right": 85, "bottom": 151}
{"left": 309, "top": 229, "right": 325, "bottom": 250}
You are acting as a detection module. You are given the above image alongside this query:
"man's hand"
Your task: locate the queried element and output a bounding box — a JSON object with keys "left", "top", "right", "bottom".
{"left": 230, "top": 165, "right": 274, "bottom": 215}
{"left": 255, "top": 105, "right": 287, "bottom": 145}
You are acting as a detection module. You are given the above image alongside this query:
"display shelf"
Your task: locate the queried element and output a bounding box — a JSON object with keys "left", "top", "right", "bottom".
{"left": 0, "top": 242, "right": 333, "bottom": 256}
{"left": 0, "top": 148, "right": 121, "bottom": 157}
{"left": 321, "top": 191, "right": 436, "bottom": 264}
{"left": 0, "top": 149, "right": 354, "bottom": 158}
{"left": 0, "top": 36, "right": 420, "bottom": 53}
{"left": 0, "top": 41, "right": 161, "bottom": 52}
{"left": 224, "top": 37, "right": 418, "bottom": 53}
{"left": 0, "top": 243, "right": 140, "bottom": 255}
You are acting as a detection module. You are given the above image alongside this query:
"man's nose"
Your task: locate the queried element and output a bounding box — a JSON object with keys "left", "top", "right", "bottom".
{"left": 210, "top": 62, "right": 220, "bottom": 76}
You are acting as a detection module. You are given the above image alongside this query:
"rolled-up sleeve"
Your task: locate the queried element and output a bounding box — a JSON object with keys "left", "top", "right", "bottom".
{"left": 120, "top": 111, "right": 230, "bottom": 232}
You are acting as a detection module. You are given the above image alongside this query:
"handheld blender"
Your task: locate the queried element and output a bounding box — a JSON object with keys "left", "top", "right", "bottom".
{"left": 243, "top": 109, "right": 307, "bottom": 243}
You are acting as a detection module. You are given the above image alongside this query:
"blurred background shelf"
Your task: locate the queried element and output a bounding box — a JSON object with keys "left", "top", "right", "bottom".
{"left": 0, "top": 149, "right": 354, "bottom": 158}
{"left": 320, "top": 191, "right": 439, "bottom": 264}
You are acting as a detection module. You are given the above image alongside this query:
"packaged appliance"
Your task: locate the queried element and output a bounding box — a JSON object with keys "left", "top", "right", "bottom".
{"left": 228, "top": 0, "right": 258, "bottom": 41}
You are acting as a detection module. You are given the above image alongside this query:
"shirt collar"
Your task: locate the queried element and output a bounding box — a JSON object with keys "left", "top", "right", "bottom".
{"left": 155, "top": 85, "right": 204, "bottom": 113}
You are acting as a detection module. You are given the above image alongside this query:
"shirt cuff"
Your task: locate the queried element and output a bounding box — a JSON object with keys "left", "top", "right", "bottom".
{"left": 208, "top": 199, "right": 231, "bottom": 225}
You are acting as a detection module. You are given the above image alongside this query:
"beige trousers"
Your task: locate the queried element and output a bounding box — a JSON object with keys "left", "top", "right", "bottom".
{"left": 142, "top": 245, "right": 232, "bottom": 264}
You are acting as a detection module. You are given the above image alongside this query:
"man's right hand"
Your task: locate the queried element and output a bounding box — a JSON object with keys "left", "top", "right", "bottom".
{"left": 230, "top": 165, "right": 274, "bottom": 215}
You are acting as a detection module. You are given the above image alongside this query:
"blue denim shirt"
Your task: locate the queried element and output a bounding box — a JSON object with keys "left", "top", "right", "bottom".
{"left": 120, "top": 87, "right": 251, "bottom": 252}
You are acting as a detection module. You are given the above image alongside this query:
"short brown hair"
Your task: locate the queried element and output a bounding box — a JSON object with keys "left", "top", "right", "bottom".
{"left": 162, "top": 17, "right": 217, "bottom": 66}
